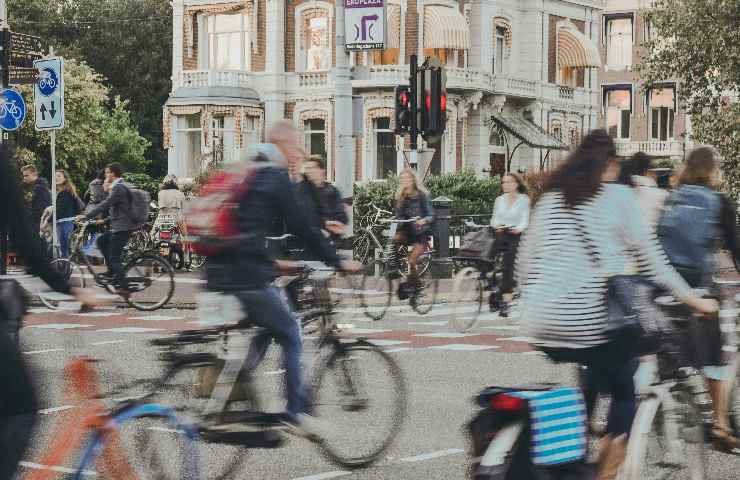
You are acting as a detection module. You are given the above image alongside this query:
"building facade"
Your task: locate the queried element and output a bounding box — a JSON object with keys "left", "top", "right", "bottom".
{"left": 598, "top": 0, "right": 687, "bottom": 161}
{"left": 164, "top": 0, "right": 605, "bottom": 187}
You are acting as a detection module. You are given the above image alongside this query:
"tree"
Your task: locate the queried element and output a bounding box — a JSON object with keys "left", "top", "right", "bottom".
{"left": 8, "top": 0, "right": 172, "bottom": 176}
{"left": 641, "top": 0, "right": 740, "bottom": 195}
{"left": 15, "top": 59, "right": 150, "bottom": 188}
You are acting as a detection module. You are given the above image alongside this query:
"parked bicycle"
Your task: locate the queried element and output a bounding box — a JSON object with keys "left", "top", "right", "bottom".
{"left": 37, "top": 220, "right": 175, "bottom": 311}
{"left": 359, "top": 217, "right": 438, "bottom": 320}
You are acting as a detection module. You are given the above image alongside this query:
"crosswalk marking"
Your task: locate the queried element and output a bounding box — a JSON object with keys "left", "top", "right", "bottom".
{"left": 428, "top": 344, "right": 499, "bottom": 351}
{"left": 96, "top": 327, "right": 164, "bottom": 333}
{"left": 28, "top": 323, "right": 94, "bottom": 330}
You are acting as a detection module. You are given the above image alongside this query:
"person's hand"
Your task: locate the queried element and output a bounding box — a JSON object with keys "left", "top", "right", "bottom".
{"left": 687, "top": 297, "right": 719, "bottom": 316}
{"left": 71, "top": 287, "right": 110, "bottom": 308}
{"left": 415, "top": 218, "right": 427, "bottom": 227}
{"left": 511, "top": 228, "right": 522, "bottom": 235}
{"left": 325, "top": 221, "right": 346, "bottom": 235}
{"left": 75, "top": 215, "right": 86, "bottom": 223}
{"left": 339, "top": 260, "right": 362, "bottom": 273}
{"left": 95, "top": 219, "right": 106, "bottom": 225}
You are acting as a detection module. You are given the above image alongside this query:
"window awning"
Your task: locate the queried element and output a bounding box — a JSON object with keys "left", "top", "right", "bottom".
{"left": 386, "top": 4, "right": 401, "bottom": 49}
{"left": 490, "top": 111, "right": 569, "bottom": 150}
{"left": 424, "top": 6, "right": 471, "bottom": 50}
{"left": 557, "top": 23, "right": 601, "bottom": 68}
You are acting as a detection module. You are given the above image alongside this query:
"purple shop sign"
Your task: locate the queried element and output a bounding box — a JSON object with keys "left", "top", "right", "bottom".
{"left": 345, "top": 0, "right": 383, "bottom": 8}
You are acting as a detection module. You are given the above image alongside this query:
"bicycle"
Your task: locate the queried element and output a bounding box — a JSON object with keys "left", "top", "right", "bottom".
{"left": 622, "top": 279, "right": 740, "bottom": 480}
{"left": 37, "top": 220, "right": 175, "bottom": 311}
{"left": 144, "top": 262, "right": 407, "bottom": 473}
{"left": 359, "top": 217, "right": 439, "bottom": 320}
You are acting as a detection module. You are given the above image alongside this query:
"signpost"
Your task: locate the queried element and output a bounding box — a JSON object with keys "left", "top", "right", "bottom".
{"left": 344, "top": 0, "right": 385, "bottom": 51}
{"left": 2, "top": 31, "right": 43, "bottom": 85}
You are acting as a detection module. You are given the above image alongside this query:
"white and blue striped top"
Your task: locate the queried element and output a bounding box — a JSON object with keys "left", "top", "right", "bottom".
{"left": 516, "top": 183, "right": 692, "bottom": 349}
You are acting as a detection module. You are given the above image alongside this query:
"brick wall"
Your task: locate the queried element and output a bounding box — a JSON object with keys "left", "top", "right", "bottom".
{"left": 183, "top": 15, "right": 198, "bottom": 70}
{"left": 355, "top": 134, "right": 362, "bottom": 181}
{"left": 405, "top": 0, "right": 418, "bottom": 63}
{"left": 252, "top": 0, "right": 267, "bottom": 72}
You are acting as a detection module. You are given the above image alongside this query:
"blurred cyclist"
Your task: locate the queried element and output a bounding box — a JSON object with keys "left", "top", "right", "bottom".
{"left": 303, "top": 156, "right": 348, "bottom": 240}
{"left": 393, "top": 168, "right": 433, "bottom": 285}
{"left": 205, "top": 121, "right": 358, "bottom": 435}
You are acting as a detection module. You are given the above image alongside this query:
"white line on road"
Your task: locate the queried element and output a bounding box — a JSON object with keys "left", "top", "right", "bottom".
{"left": 39, "top": 405, "right": 75, "bottom": 415}
{"left": 414, "top": 332, "right": 480, "bottom": 339}
{"left": 292, "top": 471, "right": 350, "bottom": 480}
{"left": 427, "top": 344, "right": 499, "bottom": 351}
{"left": 368, "top": 339, "right": 411, "bottom": 346}
{"left": 264, "top": 369, "right": 286, "bottom": 376}
{"left": 92, "top": 340, "right": 125, "bottom": 346}
{"left": 19, "top": 462, "right": 96, "bottom": 477}
{"left": 385, "top": 347, "right": 414, "bottom": 353}
{"left": 27, "top": 323, "right": 94, "bottom": 330}
{"left": 400, "top": 448, "right": 465, "bottom": 463}
{"left": 96, "top": 327, "right": 164, "bottom": 333}
{"left": 24, "top": 348, "right": 64, "bottom": 355}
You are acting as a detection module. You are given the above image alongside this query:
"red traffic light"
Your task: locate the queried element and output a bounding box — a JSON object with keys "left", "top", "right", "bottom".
{"left": 440, "top": 94, "right": 446, "bottom": 112}
{"left": 398, "top": 90, "right": 409, "bottom": 107}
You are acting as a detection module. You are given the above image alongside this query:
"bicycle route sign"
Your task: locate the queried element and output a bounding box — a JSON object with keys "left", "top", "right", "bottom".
{"left": 344, "top": 0, "right": 385, "bottom": 51}
{"left": 0, "top": 88, "right": 27, "bottom": 131}
{"left": 33, "top": 57, "right": 64, "bottom": 130}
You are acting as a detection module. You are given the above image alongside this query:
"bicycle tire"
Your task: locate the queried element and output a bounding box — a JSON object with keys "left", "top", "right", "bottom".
{"left": 360, "top": 260, "right": 394, "bottom": 321}
{"left": 37, "top": 258, "right": 86, "bottom": 310}
{"left": 311, "top": 340, "right": 407, "bottom": 468}
{"left": 449, "top": 267, "right": 484, "bottom": 332}
{"left": 353, "top": 234, "right": 372, "bottom": 264}
{"left": 123, "top": 253, "right": 175, "bottom": 311}
{"left": 411, "top": 266, "right": 438, "bottom": 315}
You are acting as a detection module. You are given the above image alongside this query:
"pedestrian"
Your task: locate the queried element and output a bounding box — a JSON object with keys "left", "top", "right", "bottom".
{"left": 21, "top": 164, "right": 51, "bottom": 233}
{"left": 489, "top": 172, "right": 530, "bottom": 317}
{"left": 55, "top": 170, "right": 84, "bottom": 258}
{"left": 516, "top": 130, "right": 716, "bottom": 480}
{"left": 618, "top": 152, "right": 667, "bottom": 227}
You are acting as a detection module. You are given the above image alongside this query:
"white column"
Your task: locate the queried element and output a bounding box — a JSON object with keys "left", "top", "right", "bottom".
{"left": 467, "top": 107, "right": 490, "bottom": 177}
{"left": 172, "top": 0, "right": 185, "bottom": 92}
{"left": 264, "top": 0, "right": 286, "bottom": 127}
{"left": 468, "top": 0, "right": 485, "bottom": 71}
{"left": 334, "top": 0, "right": 354, "bottom": 199}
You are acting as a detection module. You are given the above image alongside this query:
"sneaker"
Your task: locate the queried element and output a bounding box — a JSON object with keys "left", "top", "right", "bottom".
{"left": 279, "top": 413, "right": 322, "bottom": 441}
{"left": 499, "top": 302, "right": 509, "bottom": 318}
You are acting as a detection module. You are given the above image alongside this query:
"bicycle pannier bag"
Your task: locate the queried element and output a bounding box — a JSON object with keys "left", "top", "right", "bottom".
{"left": 458, "top": 230, "right": 494, "bottom": 259}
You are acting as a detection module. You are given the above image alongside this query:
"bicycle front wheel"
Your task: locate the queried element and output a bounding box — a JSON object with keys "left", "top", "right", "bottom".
{"left": 411, "top": 267, "right": 438, "bottom": 315}
{"left": 312, "top": 340, "right": 407, "bottom": 468}
{"left": 37, "top": 258, "right": 86, "bottom": 310}
{"left": 360, "top": 260, "right": 394, "bottom": 321}
{"left": 449, "top": 267, "right": 484, "bottom": 332}
{"left": 123, "top": 253, "right": 175, "bottom": 311}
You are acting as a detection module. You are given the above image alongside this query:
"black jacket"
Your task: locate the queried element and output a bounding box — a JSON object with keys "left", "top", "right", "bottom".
{"left": 29, "top": 177, "right": 51, "bottom": 229}
{"left": 314, "top": 181, "right": 348, "bottom": 225}
{"left": 57, "top": 190, "right": 83, "bottom": 220}
{"left": 206, "top": 166, "right": 341, "bottom": 291}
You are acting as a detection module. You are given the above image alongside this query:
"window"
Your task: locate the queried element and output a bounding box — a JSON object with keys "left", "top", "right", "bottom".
{"left": 568, "top": 121, "right": 580, "bottom": 148}
{"left": 493, "top": 26, "right": 506, "bottom": 75}
{"left": 644, "top": 19, "right": 653, "bottom": 43}
{"left": 490, "top": 127, "right": 505, "bottom": 147}
{"left": 304, "top": 118, "right": 327, "bottom": 161}
{"left": 302, "top": 14, "right": 331, "bottom": 71}
{"left": 550, "top": 119, "right": 563, "bottom": 142}
{"left": 605, "top": 89, "right": 631, "bottom": 139}
{"left": 649, "top": 87, "right": 675, "bottom": 141}
{"left": 207, "top": 14, "right": 251, "bottom": 70}
{"left": 375, "top": 118, "right": 396, "bottom": 178}
{"left": 176, "top": 114, "right": 203, "bottom": 176}
{"left": 606, "top": 17, "right": 632, "bottom": 70}
{"left": 240, "top": 116, "right": 259, "bottom": 148}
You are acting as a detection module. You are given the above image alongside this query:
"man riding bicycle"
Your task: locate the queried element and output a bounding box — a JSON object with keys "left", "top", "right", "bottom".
{"left": 205, "top": 121, "right": 358, "bottom": 435}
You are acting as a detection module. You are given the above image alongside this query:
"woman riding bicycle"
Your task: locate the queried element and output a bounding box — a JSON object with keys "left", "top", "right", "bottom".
{"left": 393, "top": 169, "right": 433, "bottom": 284}
{"left": 490, "top": 172, "right": 530, "bottom": 317}
{"left": 516, "top": 130, "right": 717, "bottom": 480}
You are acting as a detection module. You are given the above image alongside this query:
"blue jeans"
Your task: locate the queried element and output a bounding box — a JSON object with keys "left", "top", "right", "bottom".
{"left": 57, "top": 221, "right": 74, "bottom": 258}
{"left": 235, "top": 287, "right": 309, "bottom": 418}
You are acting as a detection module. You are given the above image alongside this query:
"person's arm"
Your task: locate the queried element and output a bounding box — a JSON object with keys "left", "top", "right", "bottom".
{"left": 512, "top": 197, "right": 531, "bottom": 233}
{"left": 84, "top": 183, "right": 121, "bottom": 219}
{"left": 491, "top": 196, "right": 504, "bottom": 228}
{"left": 330, "top": 187, "right": 349, "bottom": 224}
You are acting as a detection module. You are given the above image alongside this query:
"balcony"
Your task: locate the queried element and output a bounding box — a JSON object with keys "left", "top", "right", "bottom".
{"left": 351, "top": 65, "right": 494, "bottom": 91}
{"left": 615, "top": 140, "right": 684, "bottom": 158}
{"left": 296, "top": 72, "right": 330, "bottom": 88}
{"left": 493, "top": 76, "right": 539, "bottom": 98}
{"left": 176, "top": 70, "right": 253, "bottom": 89}
{"left": 445, "top": 68, "right": 494, "bottom": 92}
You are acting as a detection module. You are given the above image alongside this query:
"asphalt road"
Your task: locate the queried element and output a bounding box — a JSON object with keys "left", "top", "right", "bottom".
{"left": 13, "top": 288, "right": 740, "bottom": 479}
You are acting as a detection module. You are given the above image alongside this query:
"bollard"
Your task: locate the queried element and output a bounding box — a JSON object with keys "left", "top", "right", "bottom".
{"left": 431, "top": 196, "right": 453, "bottom": 278}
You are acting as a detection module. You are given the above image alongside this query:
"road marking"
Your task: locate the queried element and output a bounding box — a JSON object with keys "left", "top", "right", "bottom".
{"left": 74, "top": 312, "right": 120, "bottom": 318}
{"left": 385, "top": 347, "right": 413, "bottom": 353}
{"left": 174, "top": 277, "right": 206, "bottom": 284}
{"left": 39, "top": 405, "right": 75, "bottom": 415}
{"left": 408, "top": 321, "right": 448, "bottom": 327}
{"left": 92, "top": 340, "right": 125, "bottom": 346}
{"left": 24, "top": 348, "right": 64, "bottom": 355}
{"left": 27, "top": 323, "right": 94, "bottom": 330}
{"left": 368, "top": 339, "right": 411, "bottom": 346}
{"left": 414, "top": 332, "right": 480, "bottom": 339}
{"left": 28, "top": 308, "right": 56, "bottom": 314}
{"left": 346, "top": 328, "right": 391, "bottom": 334}
{"left": 427, "top": 344, "right": 499, "bottom": 351}
{"left": 499, "top": 336, "right": 535, "bottom": 343}
{"left": 96, "top": 327, "right": 164, "bottom": 333}
{"left": 19, "top": 462, "right": 96, "bottom": 477}
{"left": 480, "top": 325, "right": 519, "bottom": 331}
{"left": 264, "top": 369, "right": 286, "bottom": 376}
{"left": 131, "top": 315, "right": 185, "bottom": 321}
{"left": 400, "top": 448, "right": 465, "bottom": 462}
{"left": 147, "top": 426, "right": 183, "bottom": 434}
{"left": 292, "top": 471, "right": 350, "bottom": 480}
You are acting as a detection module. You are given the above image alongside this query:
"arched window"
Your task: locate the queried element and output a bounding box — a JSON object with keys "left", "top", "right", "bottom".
{"left": 492, "top": 17, "right": 512, "bottom": 75}
{"left": 550, "top": 119, "right": 563, "bottom": 143}
{"left": 298, "top": 6, "right": 333, "bottom": 72}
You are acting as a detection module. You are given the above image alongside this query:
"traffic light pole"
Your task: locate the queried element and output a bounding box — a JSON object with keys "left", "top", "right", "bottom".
{"left": 0, "top": 0, "right": 8, "bottom": 275}
{"left": 409, "top": 55, "right": 418, "bottom": 168}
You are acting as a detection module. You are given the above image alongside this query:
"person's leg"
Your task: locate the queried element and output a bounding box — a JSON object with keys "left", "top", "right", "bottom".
{"left": 0, "top": 414, "right": 36, "bottom": 479}
{"left": 96, "top": 231, "right": 112, "bottom": 272}
{"left": 57, "top": 222, "right": 72, "bottom": 258}
{"left": 407, "top": 242, "right": 425, "bottom": 277}
{"left": 110, "top": 231, "right": 131, "bottom": 287}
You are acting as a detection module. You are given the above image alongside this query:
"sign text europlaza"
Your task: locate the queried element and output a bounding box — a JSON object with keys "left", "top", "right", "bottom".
{"left": 344, "top": 0, "right": 385, "bottom": 51}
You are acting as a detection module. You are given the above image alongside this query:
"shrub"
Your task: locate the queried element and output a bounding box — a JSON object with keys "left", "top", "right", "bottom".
{"left": 123, "top": 173, "right": 162, "bottom": 199}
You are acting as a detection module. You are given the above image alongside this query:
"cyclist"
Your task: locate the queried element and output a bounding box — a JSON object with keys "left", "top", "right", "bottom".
{"left": 303, "top": 156, "right": 349, "bottom": 240}
{"left": 21, "top": 164, "right": 51, "bottom": 235}
{"left": 392, "top": 168, "right": 433, "bottom": 285}
{"left": 489, "top": 172, "right": 530, "bottom": 317}
{"left": 516, "top": 130, "right": 717, "bottom": 480}
{"left": 205, "top": 121, "right": 358, "bottom": 435}
{"left": 657, "top": 145, "right": 740, "bottom": 450}
{"left": 76, "top": 163, "right": 141, "bottom": 290}
{"left": 0, "top": 149, "right": 99, "bottom": 479}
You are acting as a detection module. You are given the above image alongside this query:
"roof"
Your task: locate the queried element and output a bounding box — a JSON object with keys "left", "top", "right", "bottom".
{"left": 490, "top": 111, "right": 569, "bottom": 150}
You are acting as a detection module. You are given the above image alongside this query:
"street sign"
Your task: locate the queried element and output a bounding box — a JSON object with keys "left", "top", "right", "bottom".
{"left": 344, "top": 0, "right": 385, "bottom": 51}
{"left": 0, "top": 88, "right": 27, "bottom": 131}
{"left": 11, "top": 32, "right": 43, "bottom": 55}
{"left": 9, "top": 67, "right": 39, "bottom": 85}
{"left": 10, "top": 51, "right": 40, "bottom": 68}
{"left": 33, "top": 57, "right": 64, "bottom": 130}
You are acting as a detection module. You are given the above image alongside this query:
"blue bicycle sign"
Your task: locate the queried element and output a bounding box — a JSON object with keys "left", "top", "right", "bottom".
{"left": 0, "top": 89, "right": 27, "bottom": 131}
{"left": 37, "top": 68, "right": 59, "bottom": 97}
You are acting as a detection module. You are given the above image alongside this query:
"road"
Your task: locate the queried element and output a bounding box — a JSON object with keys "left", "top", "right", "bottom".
{"left": 13, "top": 286, "right": 740, "bottom": 479}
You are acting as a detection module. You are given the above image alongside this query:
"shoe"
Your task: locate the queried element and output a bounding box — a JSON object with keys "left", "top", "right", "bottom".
{"left": 710, "top": 425, "right": 740, "bottom": 452}
{"left": 279, "top": 413, "right": 321, "bottom": 441}
{"left": 597, "top": 434, "right": 626, "bottom": 480}
{"left": 499, "top": 302, "right": 509, "bottom": 318}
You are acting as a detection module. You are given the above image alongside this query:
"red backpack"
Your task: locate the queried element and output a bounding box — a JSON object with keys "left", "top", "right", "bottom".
{"left": 185, "top": 164, "right": 257, "bottom": 256}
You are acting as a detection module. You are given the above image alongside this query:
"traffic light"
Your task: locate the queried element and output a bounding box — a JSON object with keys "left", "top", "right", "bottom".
{"left": 394, "top": 86, "right": 411, "bottom": 134}
{"left": 420, "top": 66, "right": 446, "bottom": 142}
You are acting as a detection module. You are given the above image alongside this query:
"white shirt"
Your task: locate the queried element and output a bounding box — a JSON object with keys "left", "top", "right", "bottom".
{"left": 491, "top": 193, "right": 531, "bottom": 231}
{"left": 632, "top": 175, "right": 668, "bottom": 228}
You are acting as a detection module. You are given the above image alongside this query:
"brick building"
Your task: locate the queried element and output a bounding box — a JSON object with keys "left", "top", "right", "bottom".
{"left": 164, "top": 0, "right": 605, "bottom": 188}
{"left": 598, "top": 0, "right": 687, "bottom": 161}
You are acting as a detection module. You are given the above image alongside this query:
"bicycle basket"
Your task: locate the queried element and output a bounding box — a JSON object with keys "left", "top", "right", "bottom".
{"left": 458, "top": 230, "right": 494, "bottom": 259}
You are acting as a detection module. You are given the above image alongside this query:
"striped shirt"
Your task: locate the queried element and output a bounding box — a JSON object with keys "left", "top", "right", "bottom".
{"left": 516, "top": 183, "right": 692, "bottom": 349}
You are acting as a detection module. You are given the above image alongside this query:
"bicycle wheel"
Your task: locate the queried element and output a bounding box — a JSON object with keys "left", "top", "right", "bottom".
{"left": 353, "top": 234, "right": 372, "bottom": 264}
{"left": 411, "top": 266, "right": 438, "bottom": 315}
{"left": 360, "top": 260, "right": 394, "bottom": 321}
{"left": 449, "top": 267, "right": 484, "bottom": 332}
{"left": 37, "top": 258, "right": 86, "bottom": 310}
{"left": 624, "top": 392, "right": 708, "bottom": 480}
{"left": 311, "top": 340, "right": 407, "bottom": 468}
{"left": 123, "top": 253, "right": 175, "bottom": 311}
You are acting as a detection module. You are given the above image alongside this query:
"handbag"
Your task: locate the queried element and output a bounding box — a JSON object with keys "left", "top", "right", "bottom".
{"left": 458, "top": 229, "right": 495, "bottom": 259}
